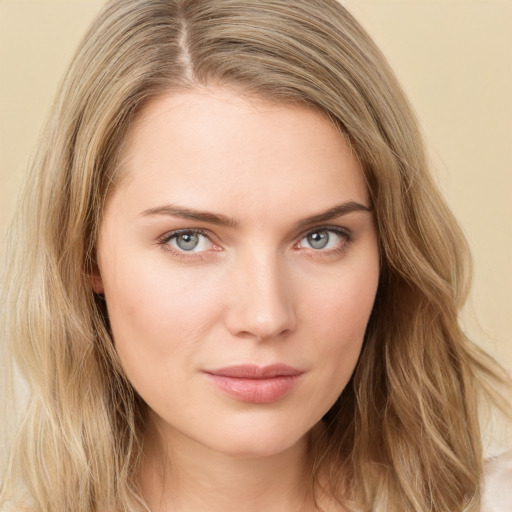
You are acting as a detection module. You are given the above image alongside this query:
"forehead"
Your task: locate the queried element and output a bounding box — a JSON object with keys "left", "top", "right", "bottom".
{"left": 112, "top": 86, "right": 368, "bottom": 222}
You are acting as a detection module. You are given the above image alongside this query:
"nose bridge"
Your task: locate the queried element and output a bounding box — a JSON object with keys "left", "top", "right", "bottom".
{"left": 225, "top": 245, "right": 296, "bottom": 340}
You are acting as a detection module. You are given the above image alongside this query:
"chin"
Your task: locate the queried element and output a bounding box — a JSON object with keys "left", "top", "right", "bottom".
{"left": 201, "top": 417, "right": 315, "bottom": 459}
{"left": 212, "top": 436, "right": 305, "bottom": 459}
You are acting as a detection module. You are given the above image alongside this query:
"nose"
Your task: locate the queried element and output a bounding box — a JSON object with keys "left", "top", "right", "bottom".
{"left": 224, "top": 251, "right": 297, "bottom": 341}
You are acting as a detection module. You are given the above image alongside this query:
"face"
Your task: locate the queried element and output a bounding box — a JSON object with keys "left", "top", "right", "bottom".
{"left": 94, "top": 87, "right": 380, "bottom": 458}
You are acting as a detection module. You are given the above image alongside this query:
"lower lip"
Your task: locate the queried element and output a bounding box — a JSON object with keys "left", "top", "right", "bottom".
{"left": 204, "top": 374, "right": 302, "bottom": 404}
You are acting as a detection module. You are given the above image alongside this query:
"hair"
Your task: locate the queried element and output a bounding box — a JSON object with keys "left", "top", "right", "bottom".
{"left": 1, "top": 1, "right": 510, "bottom": 511}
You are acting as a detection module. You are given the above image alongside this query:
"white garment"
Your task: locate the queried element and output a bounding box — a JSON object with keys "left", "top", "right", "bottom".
{"left": 482, "top": 450, "right": 512, "bottom": 512}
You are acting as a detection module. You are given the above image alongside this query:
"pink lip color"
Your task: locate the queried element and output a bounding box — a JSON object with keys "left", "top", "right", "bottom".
{"left": 203, "top": 364, "right": 304, "bottom": 404}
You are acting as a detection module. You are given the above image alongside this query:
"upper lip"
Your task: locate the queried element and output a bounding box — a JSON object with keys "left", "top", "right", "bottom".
{"left": 204, "top": 364, "right": 304, "bottom": 379}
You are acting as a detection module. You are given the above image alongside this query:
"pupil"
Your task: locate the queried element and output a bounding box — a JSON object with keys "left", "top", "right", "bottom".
{"left": 177, "top": 233, "right": 199, "bottom": 251}
{"left": 307, "top": 231, "right": 329, "bottom": 249}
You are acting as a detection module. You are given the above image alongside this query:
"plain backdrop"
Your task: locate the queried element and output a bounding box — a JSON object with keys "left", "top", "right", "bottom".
{"left": 0, "top": 0, "right": 511, "bottom": 371}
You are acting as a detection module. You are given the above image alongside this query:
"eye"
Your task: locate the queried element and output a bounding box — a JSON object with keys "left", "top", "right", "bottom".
{"left": 297, "top": 228, "right": 350, "bottom": 251}
{"left": 164, "top": 230, "right": 214, "bottom": 253}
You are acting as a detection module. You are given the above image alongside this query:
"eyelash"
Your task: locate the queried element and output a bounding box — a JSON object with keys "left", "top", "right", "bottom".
{"left": 295, "top": 226, "right": 353, "bottom": 258}
{"left": 157, "top": 228, "right": 214, "bottom": 260}
{"left": 157, "top": 226, "right": 353, "bottom": 260}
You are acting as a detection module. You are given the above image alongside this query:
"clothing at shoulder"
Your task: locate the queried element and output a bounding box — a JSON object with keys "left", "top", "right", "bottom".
{"left": 482, "top": 450, "right": 512, "bottom": 512}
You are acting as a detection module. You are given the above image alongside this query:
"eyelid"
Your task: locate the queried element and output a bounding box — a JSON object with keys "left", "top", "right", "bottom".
{"left": 156, "top": 225, "right": 353, "bottom": 258}
{"left": 297, "top": 224, "right": 352, "bottom": 242}
{"left": 158, "top": 227, "right": 210, "bottom": 244}
{"left": 294, "top": 225, "right": 353, "bottom": 254}
{"left": 157, "top": 228, "right": 221, "bottom": 257}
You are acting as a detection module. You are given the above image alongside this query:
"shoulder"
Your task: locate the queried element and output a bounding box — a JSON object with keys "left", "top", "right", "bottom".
{"left": 481, "top": 450, "right": 512, "bottom": 512}
{"left": 0, "top": 489, "right": 36, "bottom": 512}
{"left": 0, "top": 499, "right": 35, "bottom": 512}
{"left": 0, "top": 502, "right": 35, "bottom": 512}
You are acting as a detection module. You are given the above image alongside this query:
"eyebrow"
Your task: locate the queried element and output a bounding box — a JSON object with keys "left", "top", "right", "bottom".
{"left": 140, "top": 201, "right": 372, "bottom": 229}
{"left": 140, "top": 204, "right": 238, "bottom": 227}
{"left": 294, "top": 201, "right": 372, "bottom": 231}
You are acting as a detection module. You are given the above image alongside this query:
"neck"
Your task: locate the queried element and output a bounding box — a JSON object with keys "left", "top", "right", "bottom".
{"left": 138, "top": 418, "right": 318, "bottom": 512}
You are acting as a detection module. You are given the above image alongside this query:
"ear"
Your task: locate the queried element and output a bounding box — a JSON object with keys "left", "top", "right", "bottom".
{"left": 91, "top": 272, "right": 105, "bottom": 294}
{"left": 89, "top": 258, "right": 105, "bottom": 294}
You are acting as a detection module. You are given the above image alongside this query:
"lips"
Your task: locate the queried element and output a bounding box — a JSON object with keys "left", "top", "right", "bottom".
{"left": 203, "top": 364, "right": 304, "bottom": 404}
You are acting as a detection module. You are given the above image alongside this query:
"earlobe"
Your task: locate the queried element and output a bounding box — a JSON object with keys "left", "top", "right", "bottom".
{"left": 89, "top": 251, "right": 105, "bottom": 294}
{"left": 89, "top": 257, "right": 105, "bottom": 294}
{"left": 90, "top": 272, "right": 105, "bottom": 294}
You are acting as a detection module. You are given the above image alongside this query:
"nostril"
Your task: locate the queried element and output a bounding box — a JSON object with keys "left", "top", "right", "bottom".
{"left": 223, "top": 256, "right": 297, "bottom": 340}
{"left": 232, "top": 319, "right": 294, "bottom": 342}
{"left": 224, "top": 297, "right": 297, "bottom": 341}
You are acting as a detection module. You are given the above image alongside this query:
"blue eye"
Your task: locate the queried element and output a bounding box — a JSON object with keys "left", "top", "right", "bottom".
{"left": 298, "top": 229, "right": 348, "bottom": 251}
{"left": 166, "top": 231, "right": 212, "bottom": 252}
{"left": 306, "top": 231, "right": 330, "bottom": 249}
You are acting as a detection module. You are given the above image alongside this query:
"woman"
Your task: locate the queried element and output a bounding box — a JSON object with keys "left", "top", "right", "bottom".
{"left": 1, "top": 1, "right": 510, "bottom": 511}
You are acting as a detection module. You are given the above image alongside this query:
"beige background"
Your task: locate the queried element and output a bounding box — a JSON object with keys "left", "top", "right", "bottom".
{"left": 0, "top": 0, "right": 511, "bottom": 371}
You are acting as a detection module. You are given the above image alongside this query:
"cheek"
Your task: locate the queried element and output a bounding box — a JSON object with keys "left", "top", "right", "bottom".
{"left": 101, "top": 256, "right": 225, "bottom": 378}
{"left": 307, "top": 261, "right": 378, "bottom": 340}
{"left": 302, "top": 258, "right": 379, "bottom": 386}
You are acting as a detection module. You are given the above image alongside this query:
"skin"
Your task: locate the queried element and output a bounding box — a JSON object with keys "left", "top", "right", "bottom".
{"left": 93, "top": 87, "right": 380, "bottom": 511}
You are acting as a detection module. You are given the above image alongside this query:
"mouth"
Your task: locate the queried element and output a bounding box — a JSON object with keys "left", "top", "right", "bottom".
{"left": 203, "top": 364, "right": 304, "bottom": 404}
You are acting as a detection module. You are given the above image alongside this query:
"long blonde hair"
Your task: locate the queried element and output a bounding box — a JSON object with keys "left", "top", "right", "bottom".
{"left": 1, "top": 1, "right": 510, "bottom": 511}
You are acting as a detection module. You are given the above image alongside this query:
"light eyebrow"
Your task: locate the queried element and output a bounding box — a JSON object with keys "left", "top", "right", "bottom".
{"left": 139, "top": 203, "right": 239, "bottom": 228}
{"left": 294, "top": 201, "right": 372, "bottom": 231}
